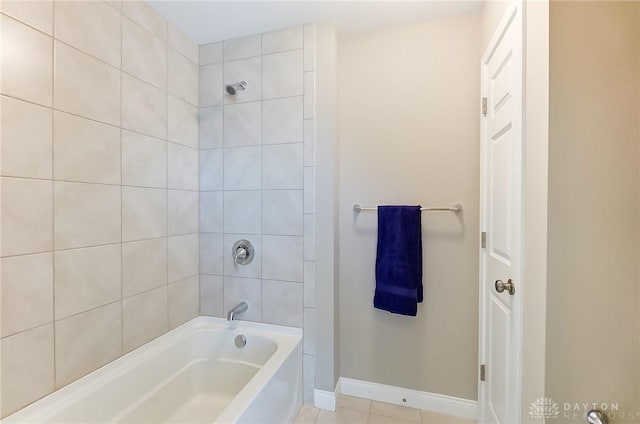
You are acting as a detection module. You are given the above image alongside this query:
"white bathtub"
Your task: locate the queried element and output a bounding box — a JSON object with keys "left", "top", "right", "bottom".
{"left": 3, "top": 317, "right": 303, "bottom": 423}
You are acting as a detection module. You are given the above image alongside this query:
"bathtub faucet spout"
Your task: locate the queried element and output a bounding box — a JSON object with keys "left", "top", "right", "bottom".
{"left": 227, "top": 302, "right": 248, "bottom": 321}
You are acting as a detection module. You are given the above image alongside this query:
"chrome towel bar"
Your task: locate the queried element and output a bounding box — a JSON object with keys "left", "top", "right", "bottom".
{"left": 353, "top": 204, "right": 462, "bottom": 213}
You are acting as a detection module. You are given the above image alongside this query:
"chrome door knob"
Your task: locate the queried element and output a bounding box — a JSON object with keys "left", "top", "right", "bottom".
{"left": 495, "top": 279, "right": 515, "bottom": 295}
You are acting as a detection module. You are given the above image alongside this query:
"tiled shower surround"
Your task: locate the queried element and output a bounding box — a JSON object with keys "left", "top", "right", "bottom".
{"left": 197, "top": 26, "right": 318, "bottom": 402}
{"left": 0, "top": 1, "right": 200, "bottom": 416}
{"left": 1, "top": 0, "right": 319, "bottom": 416}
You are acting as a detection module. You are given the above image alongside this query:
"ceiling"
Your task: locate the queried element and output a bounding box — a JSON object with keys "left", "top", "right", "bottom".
{"left": 147, "top": 1, "right": 485, "bottom": 46}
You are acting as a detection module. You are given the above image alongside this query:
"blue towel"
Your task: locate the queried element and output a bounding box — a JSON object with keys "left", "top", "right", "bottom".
{"left": 373, "top": 205, "right": 423, "bottom": 316}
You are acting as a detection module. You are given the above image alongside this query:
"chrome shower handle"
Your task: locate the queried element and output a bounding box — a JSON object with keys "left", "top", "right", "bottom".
{"left": 232, "top": 239, "right": 254, "bottom": 265}
{"left": 233, "top": 246, "right": 248, "bottom": 263}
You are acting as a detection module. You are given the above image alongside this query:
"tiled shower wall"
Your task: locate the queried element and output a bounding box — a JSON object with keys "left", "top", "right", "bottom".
{"left": 0, "top": 1, "right": 200, "bottom": 416}
{"left": 198, "top": 26, "right": 318, "bottom": 402}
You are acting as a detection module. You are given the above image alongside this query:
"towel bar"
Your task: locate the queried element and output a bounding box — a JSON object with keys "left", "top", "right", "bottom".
{"left": 353, "top": 204, "right": 462, "bottom": 213}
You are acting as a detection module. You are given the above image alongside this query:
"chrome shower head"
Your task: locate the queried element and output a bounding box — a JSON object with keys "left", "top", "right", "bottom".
{"left": 226, "top": 81, "right": 247, "bottom": 96}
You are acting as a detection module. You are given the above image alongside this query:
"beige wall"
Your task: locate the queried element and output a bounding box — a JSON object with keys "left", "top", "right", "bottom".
{"left": 0, "top": 1, "right": 199, "bottom": 416}
{"left": 337, "top": 12, "right": 481, "bottom": 400}
{"left": 547, "top": 1, "right": 639, "bottom": 421}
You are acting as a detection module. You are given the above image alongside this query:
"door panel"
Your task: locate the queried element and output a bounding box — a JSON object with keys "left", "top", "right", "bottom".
{"left": 479, "top": 2, "right": 523, "bottom": 424}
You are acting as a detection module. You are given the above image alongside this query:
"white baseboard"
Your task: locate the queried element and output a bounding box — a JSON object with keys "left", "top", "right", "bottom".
{"left": 314, "top": 389, "right": 336, "bottom": 411}
{"left": 337, "top": 377, "right": 477, "bottom": 420}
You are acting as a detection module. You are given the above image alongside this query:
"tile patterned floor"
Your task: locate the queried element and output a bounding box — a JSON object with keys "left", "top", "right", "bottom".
{"left": 294, "top": 395, "right": 476, "bottom": 424}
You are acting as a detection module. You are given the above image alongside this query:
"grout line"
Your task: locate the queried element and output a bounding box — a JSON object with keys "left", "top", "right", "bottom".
{"left": 0, "top": 92, "right": 183, "bottom": 147}
{"left": 119, "top": 6, "right": 124, "bottom": 357}
{"left": 51, "top": 0, "right": 57, "bottom": 389}
{"left": 0, "top": 321, "right": 56, "bottom": 342}
{"left": 220, "top": 50, "right": 226, "bottom": 314}
{"left": 0, "top": 175, "right": 199, "bottom": 193}
{"left": 166, "top": 31, "right": 171, "bottom": 332}
{"left": 259, "top": 33, "right": 264, "bottom": 324}
{"left": 0, "top": 10, "right": 52, "bottom": 38}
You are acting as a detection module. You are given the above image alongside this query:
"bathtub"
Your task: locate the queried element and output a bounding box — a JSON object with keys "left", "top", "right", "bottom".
{"left": 3, "top": 317, "right": 303, "bottom": 423}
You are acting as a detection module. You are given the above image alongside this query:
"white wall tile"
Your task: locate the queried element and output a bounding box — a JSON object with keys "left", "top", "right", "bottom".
{"left": 263, "top": 190, "right": 303, "bottom": 236}
{"left": 223, "top": 101, "right": 261, "bottom": 147}
{"left": 0, "top": 96, "right": 52, "bottom": 179}
{"left": 303, "top": 119, "right": 316, "bottom": 166}
{"left": 199, "top": 63, "right": 223, "bottom": 107}
{"left": 304, "top": 167, "right": 316, "bottom": 213}
{"left": 54, "top": 182, "right": 120, "bottom": 250}
{"left": 304, "top": 71, "right": 316, "bottom": 119}
{"left": 303, "top": 24, "right": 316, "bottom": 72}
{"left": 122, "top": 73, "right": 167, "bottom": 139}
{"left": 304, "top": 214, "right": 316, "bottom": 260}
{"left": 54, "top": 111, "right": 121, "bottom": 185}
{"left": 223, "top": 57, "right": 261, "bottom": 104}
{"left": 168, "top": 275, "right": 199, "bottom": 328}
{"left": 0, "top": 324, "right": 54, "bottom": 416}
{"left": 224, "top": 191, "right": 261, "bottom": 234}
{"left": 223, "top": 277, "right": 261, "bottom": 322}
{"left": 123, "top": 286, "right": 167, "bottom": 353}
{"left": 262, "top": 96, "right": 303, "bottom": 144}
{"left": 168, "top": 23, "right": 198, "bottom": 64}
{"left": 168, "top": 96, "right": 199, "bottom": 148}
{"left": 54, "top": 41, "right": 120, "bottom": 126}
{"left": 303, "top": 354, "right": 315, "bottom": 402}
{"left": 168, "top": 234, "right": 199, "bottom": 282}
{"left": 200, "top": 149, "right": 223, "bottom": 191}
{"left": 200, "top": 191, "right": 223, "bottom": 233}
{"left": 122, "top": 187, "right": 166, "bottom": 242}
{"left": 303, "top": 307, "right": 316, "bottom": 355}
{"left": 262, "top": 50, "right": 303, "bottom": 99}
{"left": 199, "top": 106, "right": 223, "bottom": 149}
{"left": 122, "top": 0, "right": 167, "bottom": 41}
{"left": 200, "top": 41, "right": 223, "bottom": 65}
{"left": 1, "top": 15, "right": 53, "bottom": 106}
{"left": 1, "top": 177, "right": 52, "bottom": 257}
{"left": 262, "top": 235, "right": 303, "bottom": 282}
{"left": 168, "top": 189, "right": 199, "bottom": 236}
{"left": 0, "top": 0, "right": 53, "bottom": 35}
{"left": 223, "top": 35, "right": 261, "bottom": 61}
{"left": 200, "top": 233, "right": 223, "bottom": 275}
{"left": 223, "top": 146, "right": 261, "bottom": 190}
{"left": 122, "top": 17, "right": 167, "bottom": 89}
{"left": 200, "top": 275, "right": 223, "bottom": 317}
{"left": 223, "top": 234, "right": 262, "bottom": 279}
{"left": 168, "top": 143, "right": 198, "bottom": 190}
{"left": 122, "top": 238, "right": 168, "bottom": 297}
{"left": 122, "top": 131, "right": 167, "bottom": 188}
{"left": 304, "top": 261, "right": 316, "bottom": 308}
{"left": 168, "top": 49, "right": 198, "bottom": 106}
{"left": 263, "top": 143, "right": 303, "bottom": 189}
{"left": 262, "top": 280, "right": 303, "bottom": 327}
{"left": 55, "top": 302, "right": 121, "bottom": 388}
{"left": 55, "top": 0, "right": 121, "bottom": 68}
{"left": 54, "top": 244, "right": 121, "bottom": 320}
{"left": 1, "top": 253, "right": 53, "bottom": 337}
{"left": 262, "top": 27, "right": 303, "bottom": 55}
{"left": 105, "top": 0, "right": 121, "bottom": 12}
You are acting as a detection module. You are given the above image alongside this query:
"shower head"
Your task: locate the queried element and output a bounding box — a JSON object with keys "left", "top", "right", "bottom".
{"left": 226, "top": 81, "right": 247, "bottom": 96}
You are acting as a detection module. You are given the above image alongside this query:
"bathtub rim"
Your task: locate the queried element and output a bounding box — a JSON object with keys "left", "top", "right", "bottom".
{"left": 2, "top": 316, "right": 302, "bottom": 424}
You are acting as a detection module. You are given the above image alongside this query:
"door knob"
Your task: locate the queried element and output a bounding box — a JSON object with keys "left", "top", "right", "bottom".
{"left": 495, "top": 279, "right": 515, "bottom": 295}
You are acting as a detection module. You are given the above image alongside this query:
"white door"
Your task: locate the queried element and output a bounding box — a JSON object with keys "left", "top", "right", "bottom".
{"left": 479, "top": 2, "right": 524, "bottom": 424}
